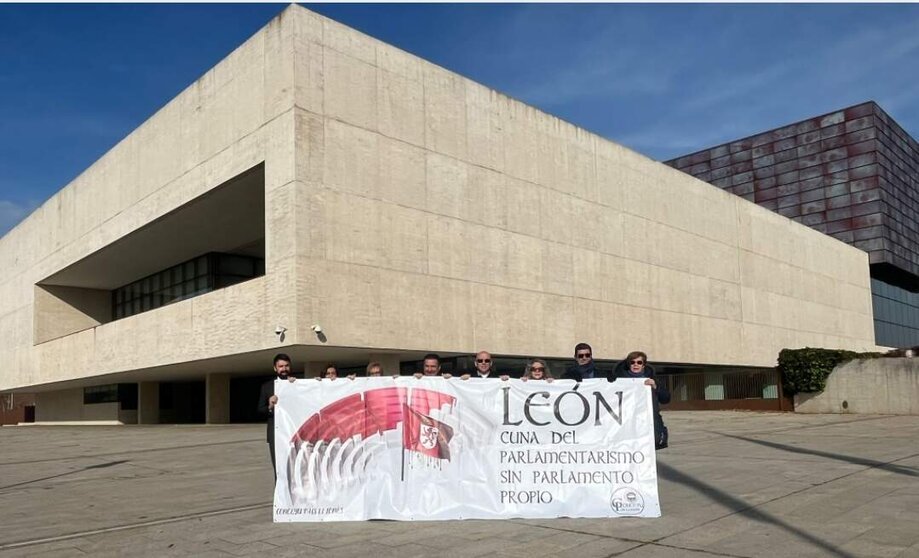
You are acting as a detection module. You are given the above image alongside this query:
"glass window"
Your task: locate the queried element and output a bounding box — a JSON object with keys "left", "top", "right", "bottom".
{"left": 219, "top": 255, "right": 253, "bottom": 276}
{"left": 111, "top": 252, "right": 264, "bottom": 321}
{"left": 84, "top": 384, "right": 118, "bottom": 404}
{"left": 118, "top": 384, "right": 138, "bottom": 411}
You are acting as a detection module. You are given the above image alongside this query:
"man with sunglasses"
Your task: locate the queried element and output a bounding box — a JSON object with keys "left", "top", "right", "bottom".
{"left": 610, "top": 350, "right": 670, "bottom": 449}
{"left": 563, "top": 342, "right": 597, "bottom": 382}
{"left": 461, "top": 351, "right": 510, "bottom": 380}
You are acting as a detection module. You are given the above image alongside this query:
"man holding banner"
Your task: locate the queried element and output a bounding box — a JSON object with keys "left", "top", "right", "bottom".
{"left": 258, "top": 353, "right": 296, "bottom": 478}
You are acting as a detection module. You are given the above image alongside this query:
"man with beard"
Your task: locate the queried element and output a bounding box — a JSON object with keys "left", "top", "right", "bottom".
{"left": 258, "top": 353, "right": 297, "bottom": 479}
{"left": 563, "top": 342, "right": 597, "bottom": 382}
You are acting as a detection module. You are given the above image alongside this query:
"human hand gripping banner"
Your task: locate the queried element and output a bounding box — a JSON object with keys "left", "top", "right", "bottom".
{"left": 273, "top": 377, "right": 661, "bottom": 521}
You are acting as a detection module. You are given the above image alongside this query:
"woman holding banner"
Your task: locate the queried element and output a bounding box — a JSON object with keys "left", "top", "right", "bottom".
{"left": 521, "top": 358, "right": 554, "bottom": 382}
{"left": 610, "top": 351, "right": 670, "bottom": 449}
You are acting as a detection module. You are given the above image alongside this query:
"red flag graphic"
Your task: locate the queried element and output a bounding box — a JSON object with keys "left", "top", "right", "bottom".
{"left": 288, "top": 386, "right": 457, "bottom": 486}
{"left": 291, "top": 387, "right": 455, "bottom": 446}
{"left": 402, "top": 404, "right": 454, "bottom": 460}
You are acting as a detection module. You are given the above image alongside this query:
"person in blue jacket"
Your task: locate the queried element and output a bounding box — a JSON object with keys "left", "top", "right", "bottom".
{"left": 609, "top": 350, "right": 670, "bottom": 449}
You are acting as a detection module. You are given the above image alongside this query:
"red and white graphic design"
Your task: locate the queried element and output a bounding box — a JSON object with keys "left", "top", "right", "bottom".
{"left": 273, "top": 378, "right": 660, "bottom": 521}
{"left": 285, "top": 386, "right": 462, "bottom": 503}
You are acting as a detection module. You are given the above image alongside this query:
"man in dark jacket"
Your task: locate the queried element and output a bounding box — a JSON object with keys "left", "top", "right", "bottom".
{"left": 609, "top": 350, "right": 670, "bottom": 449}
{"left": 563, "top": 342, "right": 598, "bottom": 381}
{"left": 258, "top": 353, "right": 296, "bottom": 478}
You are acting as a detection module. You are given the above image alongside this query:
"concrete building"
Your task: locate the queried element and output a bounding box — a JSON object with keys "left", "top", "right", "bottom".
{"left": 0, "top": 5, "right": 878, "bottom": 423}
{"left": 666, "top": 102, "right": 919, "bottom": 348}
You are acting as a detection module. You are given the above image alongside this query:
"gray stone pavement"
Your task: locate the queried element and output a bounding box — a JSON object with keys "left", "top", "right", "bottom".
{"left": 1, "top": 411, "right": 918, "bottom": 557}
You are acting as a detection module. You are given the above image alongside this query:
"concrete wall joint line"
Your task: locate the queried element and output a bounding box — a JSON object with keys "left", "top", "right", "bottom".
{"left": 304, "top": 256, "right": 870, "bottom": 342}
{"left": 294, "top": 113, "right": 867, "bottom": 272}
{"left": 734, "top": 200, "right": 748, "bottom": 325}
{"left": 306, "top": 178, "right": 871, "bottom": 306}
{"left": 736, "top": 246, "right": 870, "bottom": 291}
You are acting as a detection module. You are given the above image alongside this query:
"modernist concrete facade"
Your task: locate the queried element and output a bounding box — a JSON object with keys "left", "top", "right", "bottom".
{"left": 0, "top": 5, "right": 878, "bottom": 423}
{"left": 666, "top": 102, "right": 919, "bottom": 348}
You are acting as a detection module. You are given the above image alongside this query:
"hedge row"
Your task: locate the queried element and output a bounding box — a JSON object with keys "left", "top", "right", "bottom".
{"left": 778, "top": 348, "right": 884, "bottom": 394}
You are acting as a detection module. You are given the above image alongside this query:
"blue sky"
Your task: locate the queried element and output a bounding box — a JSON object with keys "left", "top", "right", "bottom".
{"left": 2, "top": 3, "right": 918, "bottom": 236}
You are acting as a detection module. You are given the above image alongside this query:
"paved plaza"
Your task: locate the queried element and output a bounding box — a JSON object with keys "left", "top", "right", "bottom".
{"left": 1, "top": 411, "right": 918, "bottom": 557}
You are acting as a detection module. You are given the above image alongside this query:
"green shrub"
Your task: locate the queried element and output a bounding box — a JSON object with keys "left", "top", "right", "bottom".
{"left": 778, "top": 347, "right": 883, "bottom": 394}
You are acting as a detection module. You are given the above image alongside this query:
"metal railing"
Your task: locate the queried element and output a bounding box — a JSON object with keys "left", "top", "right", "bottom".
{"left": 658, "top": 368, "right": 781, "bottom": 403}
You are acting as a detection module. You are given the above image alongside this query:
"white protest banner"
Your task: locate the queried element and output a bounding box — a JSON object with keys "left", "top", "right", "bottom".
{"left": 273, "top": 377, "right": 660, "bottom": 522}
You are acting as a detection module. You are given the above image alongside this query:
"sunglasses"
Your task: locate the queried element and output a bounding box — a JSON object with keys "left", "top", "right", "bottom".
{"left": 630, "top": 360, "right": 644, "bottom": 365}
{"left": 576, "top": 353, "right": 592, "bottom": 358}
{"left": 531, "top": 366, "right": 545, "bottom": 372}
{"left": 476, "top": 359, "right": 491, "bottom": 363}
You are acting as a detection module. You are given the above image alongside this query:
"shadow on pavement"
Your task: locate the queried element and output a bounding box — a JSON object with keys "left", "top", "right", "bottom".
{"left": 658, "top": 462, "right": 856, "bottom": 558}
{"left": 0, "top": 459, "right": 130, "bottom": 491}
{"left": 718, "top": 433, "right": 919, "bottom": 477}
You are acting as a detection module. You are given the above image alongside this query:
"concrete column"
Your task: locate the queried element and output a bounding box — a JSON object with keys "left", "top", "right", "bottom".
{"left": 369, "top": 354, "right": 402, "bottom": 376}
{"left": 138, "top": 382, "right": 159, "bottom": 424}
{"left": 206, "top": 374, "right": 230, "bottom": 424}
{"left": 35, "top": 389, "right": 85, "bottom": 422}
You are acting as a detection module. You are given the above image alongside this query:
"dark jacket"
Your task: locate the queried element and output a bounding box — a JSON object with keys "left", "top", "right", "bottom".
{"left": 609, "top": 359, "right": 670, "bottom": 448}
{"left": 258, "top": 379, "right": 276, "bottom": 443}
{"left": 608, "top": 361, "right": 671, "bottom": 406}
{"left": 563, "top": 362, "right": 598, "bottom": 382}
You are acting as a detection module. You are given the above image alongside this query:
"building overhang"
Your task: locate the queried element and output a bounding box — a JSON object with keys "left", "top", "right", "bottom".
{"left": 39, "top": 164, "right": 265, "bottom": 291}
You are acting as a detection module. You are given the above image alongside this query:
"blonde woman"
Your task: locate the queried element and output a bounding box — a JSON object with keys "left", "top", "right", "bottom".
{"left": 522, "top": 358, "right": 554, "bottom": 382}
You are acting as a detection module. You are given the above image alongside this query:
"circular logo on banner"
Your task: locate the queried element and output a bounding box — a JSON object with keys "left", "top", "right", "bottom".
{"left": 610, "top": 487, "right": 645, "bottom": 516}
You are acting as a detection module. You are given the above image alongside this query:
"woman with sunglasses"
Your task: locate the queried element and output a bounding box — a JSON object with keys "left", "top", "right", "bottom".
{"left": 610, "top": 351, "right": 670, "bottom": 449}
{"left": 522, "top": 358, "right": 554, "bottom": 382}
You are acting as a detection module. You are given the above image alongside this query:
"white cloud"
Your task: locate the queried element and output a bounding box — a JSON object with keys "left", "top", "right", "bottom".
{"left": 614, "top": 118, "right": 758, "bottom": 160}
{"left": 489, "top": 6, "right": 684, "bottom": 107}
{"left": 609, "top": 9, "right": 919, "bottom": 159}
{"left": 476, "top": 5, "right": 919, "bottom": 161}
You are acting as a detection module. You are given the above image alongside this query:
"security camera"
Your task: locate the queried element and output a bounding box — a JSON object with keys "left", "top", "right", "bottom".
{"left": 275, "top": 325, "right": 287, "bottom": 336}
{"left": 311, "top": 324, "right": 322, "bottom": 334}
